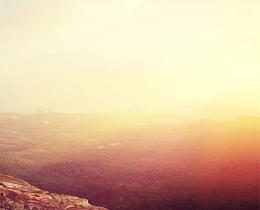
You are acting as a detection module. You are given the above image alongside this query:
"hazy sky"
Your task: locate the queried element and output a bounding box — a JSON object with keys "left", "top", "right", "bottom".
{"left": 0, "top": 0, "right": 259, "bottom": 117}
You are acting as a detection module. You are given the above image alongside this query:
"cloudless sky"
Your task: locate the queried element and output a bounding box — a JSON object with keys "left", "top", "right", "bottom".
{"left": 0, "top": 0, "right": 259, "bottom": 118}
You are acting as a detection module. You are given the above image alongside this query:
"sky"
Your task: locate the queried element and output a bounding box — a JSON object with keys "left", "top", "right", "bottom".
{"left": 0, "top": 0, "right": 259, "bottom": 118}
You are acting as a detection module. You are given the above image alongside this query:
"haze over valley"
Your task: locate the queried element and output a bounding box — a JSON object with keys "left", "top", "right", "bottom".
{"left": 0, "top": 0, "right": 259, "bottom": 209}
{"left": 0, "top": 113, "right": 259, "bottom": 210}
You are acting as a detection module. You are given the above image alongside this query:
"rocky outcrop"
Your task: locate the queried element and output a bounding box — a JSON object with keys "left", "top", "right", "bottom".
{"left": 0, "top": 174, "right": 107, "bottom": 210}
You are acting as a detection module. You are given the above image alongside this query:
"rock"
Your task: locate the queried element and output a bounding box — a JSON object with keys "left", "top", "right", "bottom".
{"left": 0, "top": 174, "right": 108, "bottom": 210}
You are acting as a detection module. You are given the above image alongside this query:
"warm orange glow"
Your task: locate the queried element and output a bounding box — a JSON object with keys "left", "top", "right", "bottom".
{"left": 0, "top": 0, "right": 259, "bottom": 118}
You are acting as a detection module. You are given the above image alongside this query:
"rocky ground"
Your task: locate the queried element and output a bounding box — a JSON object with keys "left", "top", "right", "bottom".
{"left": 0, "top": 174, "right": 107, "bottom": 210}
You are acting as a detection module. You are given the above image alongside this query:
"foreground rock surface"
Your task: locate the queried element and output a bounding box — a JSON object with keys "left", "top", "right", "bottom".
{"left": 0, "top": 174, "right": 107, "bottom": 210}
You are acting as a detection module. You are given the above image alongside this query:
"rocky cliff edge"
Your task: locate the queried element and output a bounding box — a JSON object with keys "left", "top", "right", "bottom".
{"left": 0, "top": 174, "right": 108, "bottom": 210}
